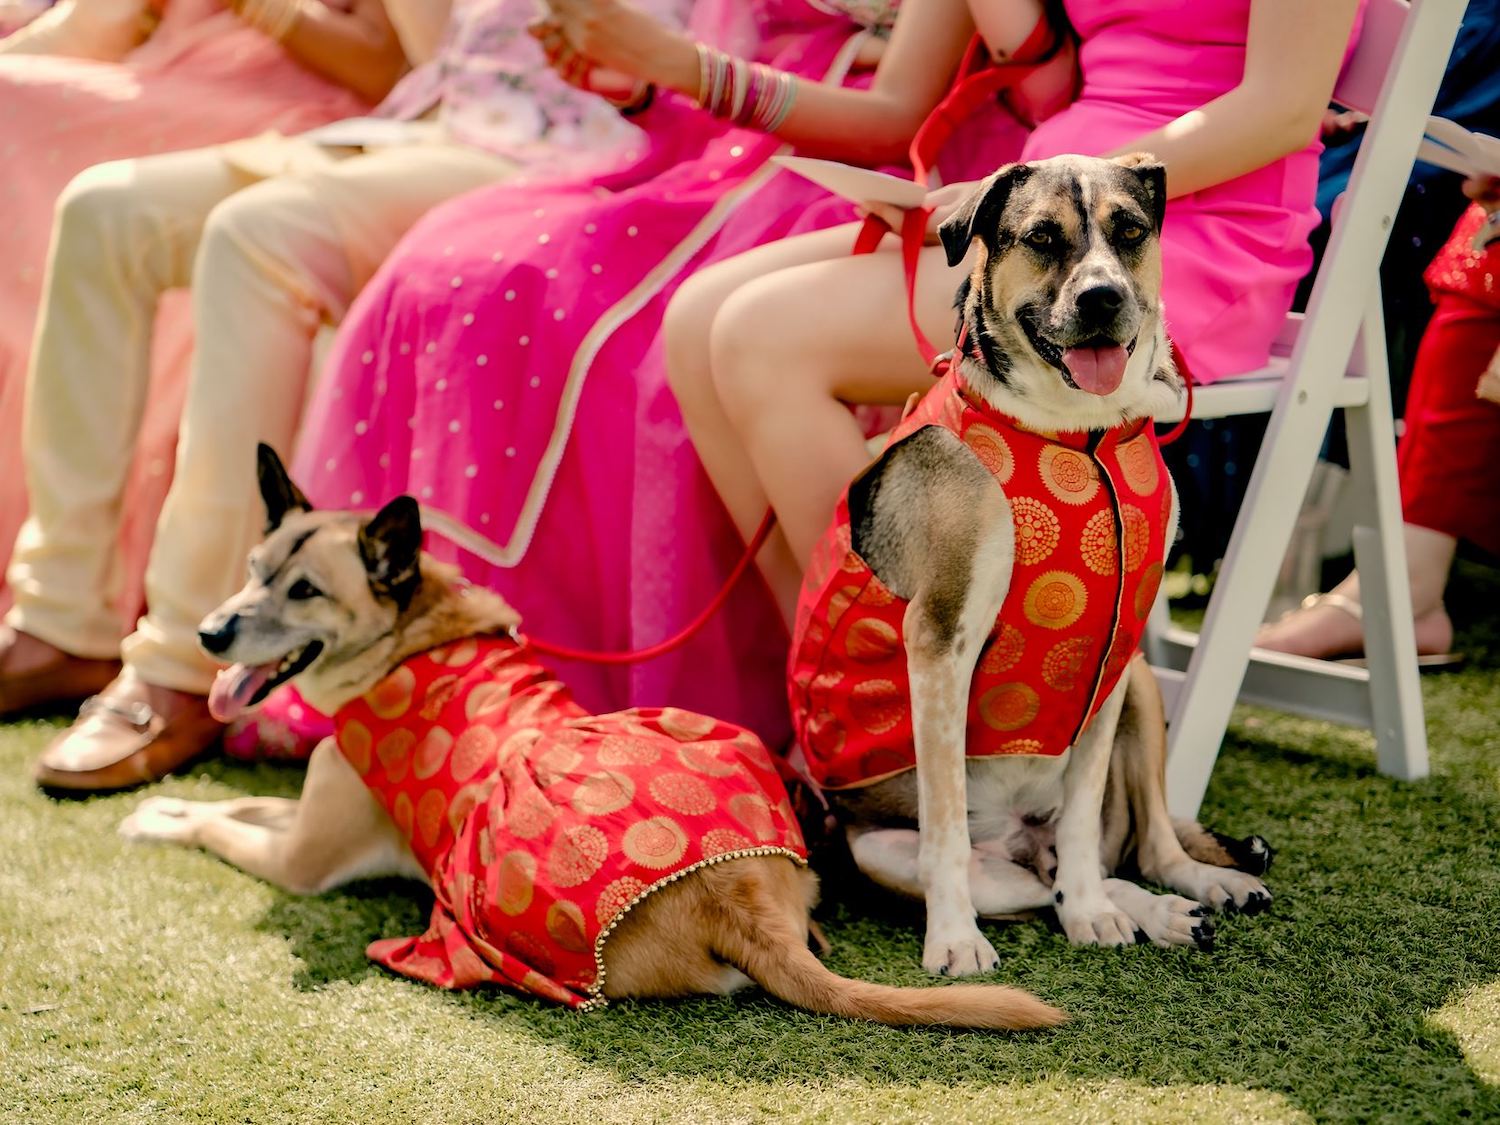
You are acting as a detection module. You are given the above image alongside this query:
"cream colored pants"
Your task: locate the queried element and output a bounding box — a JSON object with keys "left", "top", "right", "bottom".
{"left": 6, "top": 138, "right": 514, "bottom": 693}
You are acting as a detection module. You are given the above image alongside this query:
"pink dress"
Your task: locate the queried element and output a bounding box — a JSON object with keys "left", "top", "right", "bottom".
{"left": 1017, "top": 0, "right": 1347, "bottom": 383}
{"left": 256, "top": 0, "right": 1337, "bottom": 758}
{"left": 0, "top": 0, "right": 369, "bottom": 627}
{"left": 251, "top": 0, "right": 919, "bottom": 760}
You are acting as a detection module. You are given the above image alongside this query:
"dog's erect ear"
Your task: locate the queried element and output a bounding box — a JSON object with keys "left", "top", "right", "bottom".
{"left": 257, "top": 443, "right": 312, "bottom": 533}
{"left": 358, "top": 495, "right": 423, "bottom": 612}
{"left": 938, "top": 163, "right": 1034, "bottom": 268}
{"left": 1112, "top": 152, "right": 1167, "bottom": 233}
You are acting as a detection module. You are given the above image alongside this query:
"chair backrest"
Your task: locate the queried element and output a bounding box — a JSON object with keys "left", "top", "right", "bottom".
{"left": 1334, "top": 0, "right": 1414, "bottom": 115}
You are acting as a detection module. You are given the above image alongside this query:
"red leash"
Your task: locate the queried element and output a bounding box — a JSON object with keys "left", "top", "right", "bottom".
{"left": 523, "top": 510, "right": 777, "bottom": 665}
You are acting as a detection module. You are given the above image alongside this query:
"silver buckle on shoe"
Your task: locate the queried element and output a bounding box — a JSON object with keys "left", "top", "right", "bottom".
{"left": 79, "top": 695, "right": 156, "bottom": 731}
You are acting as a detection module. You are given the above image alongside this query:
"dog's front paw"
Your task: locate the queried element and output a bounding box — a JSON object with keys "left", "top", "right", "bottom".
{"left": 1057, "top": 897, "right": 1139, "bottom": 947}
{"left": 119, "top": 796, "right": 202, "bottom": 845}
{"left": 922, "top": 921, "right": 1000, "bottom": 977}
{"left": 1167, "top": 863, "right": 1272, "bottom": 917}
{"left": 1106, "top": 881, "right": 1214, "bottom": 951}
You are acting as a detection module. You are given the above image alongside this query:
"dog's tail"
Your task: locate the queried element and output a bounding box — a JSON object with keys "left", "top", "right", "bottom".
{"left": 711, "top": 870, "right": 1064, "bottom": 1031}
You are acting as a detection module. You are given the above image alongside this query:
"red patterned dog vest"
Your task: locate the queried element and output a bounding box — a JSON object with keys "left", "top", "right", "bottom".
{"left": 334, "top": 635, "right": 806, "bottom": 1009}
{"left": 789, "top": 368, "right": 1172, "bottom": 790}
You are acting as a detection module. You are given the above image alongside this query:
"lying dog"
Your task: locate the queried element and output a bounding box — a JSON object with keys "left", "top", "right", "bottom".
{"left": 788, "top": 154, "right": 1271, "bottom": 977}
{"left": 119, "top": 445, "right": 1063, "bottom": 1029}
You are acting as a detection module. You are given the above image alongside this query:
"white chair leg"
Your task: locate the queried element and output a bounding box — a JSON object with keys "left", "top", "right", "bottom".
{"left": 1341, "top": 299, "right": 1428, "bottom": 780}
{"left": 1163, "top": 389, "right": 1342, "bottom": 819}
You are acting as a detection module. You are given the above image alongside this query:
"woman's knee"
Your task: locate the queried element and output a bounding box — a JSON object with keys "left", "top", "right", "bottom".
{"left": 53, "top": 160, "right": 144, "bottom": 243}
{"left": 665, "top": 262, "right": 740, "bottom": 411}
{"left": 708, "top": 273, "right": 824, "bottom": 422}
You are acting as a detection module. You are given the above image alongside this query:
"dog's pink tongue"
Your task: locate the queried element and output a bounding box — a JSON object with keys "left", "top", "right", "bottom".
{"left": 208, "top": 663, "right": 276, "bottom": 723}
{"left": 1062, "top": 345, "right": 1128, "bottom": 395}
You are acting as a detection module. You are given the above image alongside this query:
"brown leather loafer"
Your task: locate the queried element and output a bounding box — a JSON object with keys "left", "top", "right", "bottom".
{"left": 34, "top": 671, "right": 223, "bottom": 794}
{"left": 0, "top": 625, "right": 121, "bottom": 719}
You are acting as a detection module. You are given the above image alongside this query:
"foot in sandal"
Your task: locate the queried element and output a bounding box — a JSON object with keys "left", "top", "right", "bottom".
{"left": 1254, "top": 588, "right": 1456, "bottom": 663}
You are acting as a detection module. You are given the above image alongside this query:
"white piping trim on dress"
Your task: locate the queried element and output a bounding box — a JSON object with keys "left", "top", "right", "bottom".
{"left": 577, "top": 844, "right": 809, "bottom": 1012}
{"left": 474, "top": 30, "right": 874, "bottom": 570}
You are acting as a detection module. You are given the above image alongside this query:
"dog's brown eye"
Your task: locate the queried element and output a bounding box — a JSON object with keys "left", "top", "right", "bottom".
{"left": 1118, "top": 224, "right": 1146, "bottom": 243}
{"left": 288, "top": 579, "right": 323, "bottom": 601}
{"left": 1023, "top": 230, "right": 1053, "bottom": 249}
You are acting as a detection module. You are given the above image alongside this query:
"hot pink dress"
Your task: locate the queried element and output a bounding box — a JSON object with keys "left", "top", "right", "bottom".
{"left": 257, "top": 0, "right": 1338, "bottom": 758}
{"left": 0, "top": 0, "right": 369, "bottom": 627}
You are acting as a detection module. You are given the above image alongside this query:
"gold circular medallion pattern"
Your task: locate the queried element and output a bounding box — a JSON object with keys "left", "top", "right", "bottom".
{"left": 657, "top": 707, "right": 717, "bottom": 742}
{"left": 571, "top": 770, "right": 636, "bottom": 817}
{"left": 978, "top": 682, "right": 1041, "bottom": 732}
{"left": 1023, "top": 570, "right": 1088, "bottom": 630}
{"left": 979, "top": 624, "right": 1026, "bottom": 675}
{"left": 728, "top": 793, "right": 778, "bottom": 841}
{"left": 965, "top": 423, "right": 1015, "bottom": 483}
{"left": 648, "top": 771, "right": 717, "bottom": 816}
{"left": 376, "top": 728, "right": 414, "bottom": 783}
{"left": 368, "top": 665, "right": 416, "bottom": 720}
{"left": 701, "top": 827, "right": 753, "bottom": 857}
{"left": 1080, "top": 509, "right": 1119, "bottom": 576}
{"left": 1117, "top": 437, "right": 1160, "bottom": 495}
{"left": 1010, "top": 496, "right": 1061, "bottom": 566}
{"left": 546, "top": 899, "right": 590, "bottom": 953}
{"left": 1039, "top": 444, "right": 1100, "bottom": 505}
{"left": 1135, "top": 561, "right": 1165, "bottom": 620}
{"left": 1122, "top": 505, "right": 1152, "bottom": 572}
{"left": 1042, "top": 636, "right": 1096, "bottom": 692}
{"left": 845, "top": 617, "right": 901, "bottom": 662}
{"left": 416, "top": 788, "right": 447, "bottom": 848}
{"left": 341, "top": 719, "right": 372, "bottom": 775}
{"left": 596, "top": 875, "right": 647, "bottom": 926}
{"left": 497, "top": 850, "right": 537, "bottom": 916}
{"left": 849, "top": 678, "right": 907, "bottom": 735}
{"left": 623, "top": 816, "right": 689, "bottom": 869}
{"left": 549, "top": 823, "right": 609, "bottom": 887}
{"left": 596, "top": 734, "right": 661, "bottom": 767}
{"left": 412, "top": 727, "right": 453, "bottom": 780}
{"left": 450, "top": 725, "right": 498, "bottom": 783}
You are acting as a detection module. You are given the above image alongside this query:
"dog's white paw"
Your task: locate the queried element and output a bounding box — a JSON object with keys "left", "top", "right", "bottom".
{"left": 1105, "top": 879, "right": 1214, "bottom": 951}
{"left": 1160, "top": 861, "right": 1272, "bottom": 917}
{"left": 118, "top": 796, "right": 202, "bottom": 844}
{"left": 922, "top": 920, "right": 1000, "bottom": 977}
{"left": 1057, "top": 893, "right": 1139, "bottom": 947}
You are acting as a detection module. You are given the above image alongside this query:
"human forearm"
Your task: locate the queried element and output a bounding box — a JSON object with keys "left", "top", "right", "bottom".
{"left": 243, "top": 0, "right": 405, "bottom": 103}
{"left": 1109, "top": 0, "right": 1360, "bottom": 199}
{"left": 381, "top": 0, "right": 449, "bottom": 66}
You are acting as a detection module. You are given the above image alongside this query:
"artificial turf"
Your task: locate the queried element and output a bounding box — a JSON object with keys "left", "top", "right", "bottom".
{"left": 1, "top": 562, "right": 1497, "bottom": 1124}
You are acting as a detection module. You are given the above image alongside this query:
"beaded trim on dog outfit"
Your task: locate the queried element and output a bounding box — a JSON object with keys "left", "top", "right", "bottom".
{"left": 333, "top": 634, "right": 807, "bottom": 1007}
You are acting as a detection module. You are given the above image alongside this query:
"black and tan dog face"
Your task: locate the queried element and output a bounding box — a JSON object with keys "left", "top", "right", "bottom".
{"left": 197, "top": 445, "right": 429, "bottom": 722}
{"left": 939, "top": 153, "right": 1181, "bottom": 430}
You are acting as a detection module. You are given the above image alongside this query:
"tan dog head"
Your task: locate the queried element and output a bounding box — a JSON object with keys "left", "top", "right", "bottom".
{"left": 938, "top": 153, "right": 1183, "bottom": 432}
{"left": 198, "top": 445, "right": 517, "bottom": 719}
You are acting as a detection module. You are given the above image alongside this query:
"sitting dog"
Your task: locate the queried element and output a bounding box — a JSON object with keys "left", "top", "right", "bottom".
{"left": 119, "top": 446, "right": 1063, "bottom": 1029}
{"left": 788, "top": 154, "right": 1271, "bottom": 977}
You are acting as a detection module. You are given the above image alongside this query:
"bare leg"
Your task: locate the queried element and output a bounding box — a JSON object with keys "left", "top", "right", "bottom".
{"left": 666, "top": 224, "right": 969, "bottom": 620}
{"left": 1255, "top": 523, "right": 1457, "bottom": 658}
{"left": 118, "top": 739, "right": 422, "bottom": 894}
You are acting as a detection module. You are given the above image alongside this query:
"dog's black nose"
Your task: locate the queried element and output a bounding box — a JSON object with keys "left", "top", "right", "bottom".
{"left": 1077, "top": 284, "right": 1125, "bottom": 320}
{"left": 198, "top": 620, "right": 237, "bottom": 655}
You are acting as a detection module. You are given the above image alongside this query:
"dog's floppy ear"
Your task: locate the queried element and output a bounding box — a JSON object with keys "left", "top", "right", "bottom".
{"left": 257, "top": 443, "right": 312, "bottom": 533}
{"left": 1112, "top": 152, "right": 1167, "bottom": 233}
{"left": 938, "top": 163, "right": 1034, "bottom": 268}
{"left": 358, "top": 495, "right": 423, "bottom": 612}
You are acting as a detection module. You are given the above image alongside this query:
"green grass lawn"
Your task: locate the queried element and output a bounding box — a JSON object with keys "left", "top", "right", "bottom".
{"left": 2, "top": 563, "right": 1498, "bottom": 1124}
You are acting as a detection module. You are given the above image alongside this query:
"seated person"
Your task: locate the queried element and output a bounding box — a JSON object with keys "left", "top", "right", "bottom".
{"left": 1257, "top": 178, "right": 1500, "bottom": 662}
{"left": 0, "top": 0, "right": 391, "bottom": 621}
{"left": 662, "top": 0, "right": 1363, "bottom": 622}
{"left": 0, "top": 0, "right": 682, "bottom": 792}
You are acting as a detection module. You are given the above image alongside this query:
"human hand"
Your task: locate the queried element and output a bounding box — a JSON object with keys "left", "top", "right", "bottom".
{"left": 1462, "top": 174, "right": 1500, "bottom": 208}
{"left": 1478, "top": 344, "right": 1500, "bottom": 405}
{"left": 528, "top": 0, "right": 690, "bottom": 89}
{"left": 1319, "top": 107, "right": 1367, "bottom": 139}
{"left": 528, "top": 16, "right": 649, "bottom": 104}
{"left": 860, "top": 182, "right": 977, "bottom": 243}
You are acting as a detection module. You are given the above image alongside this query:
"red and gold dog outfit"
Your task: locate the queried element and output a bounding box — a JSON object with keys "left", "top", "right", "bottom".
{"left": 789, "top": 367, "right": 1172, "bottom": 790}
{"left": 333, "top": 635, "right": 806, "bottom": 1009}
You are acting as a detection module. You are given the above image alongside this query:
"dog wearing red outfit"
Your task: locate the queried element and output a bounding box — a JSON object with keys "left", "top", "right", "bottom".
{"left": 117, "top": 446, "right": 1062, "bottom": 1029}
{"left": 790, "top": 155, "right": 1272, "bottom": 978}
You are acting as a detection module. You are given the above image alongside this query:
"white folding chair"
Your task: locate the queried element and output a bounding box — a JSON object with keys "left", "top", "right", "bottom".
{"left": 1144, "top": 0, "right": 1471, "bottom": 819}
